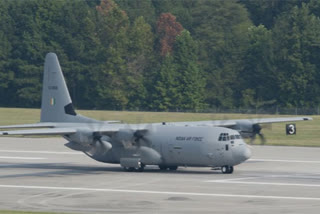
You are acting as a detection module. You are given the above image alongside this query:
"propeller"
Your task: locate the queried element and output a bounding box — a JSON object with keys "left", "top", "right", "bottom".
{"left": 250, "top": 124, "right": 266, "bottom": 145}
{"left": 67, "top": 112, "right": 113, "bottom": 156}
{"left": 116, "top": 113, "right": 153, "bottom": 148}
{"left": 133, "top": 127, "right": 152, "bottom": 147}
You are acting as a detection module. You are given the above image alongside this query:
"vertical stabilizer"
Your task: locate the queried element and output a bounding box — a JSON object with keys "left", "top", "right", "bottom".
{"left": 40, "top": 53, "right": 96, "bottom": 123}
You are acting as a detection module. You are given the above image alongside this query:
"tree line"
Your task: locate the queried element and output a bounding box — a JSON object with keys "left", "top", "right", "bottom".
{"left": 1, "top": 0, "right": 320, "bottom": 111}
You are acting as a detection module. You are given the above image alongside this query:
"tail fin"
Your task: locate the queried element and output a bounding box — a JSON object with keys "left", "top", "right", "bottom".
{"left": 40, "top": 53, "right": 96, "bottom": 123}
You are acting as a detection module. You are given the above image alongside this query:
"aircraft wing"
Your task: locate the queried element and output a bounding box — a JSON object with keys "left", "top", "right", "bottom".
{"left": 164, "top": 120, "right": 237, "bottom": 127}
{"left": 0, "top": 123, "right": 56, "bottom": 129}
{"left": 165, "top": 116, "right": 312, "bottom": 127}
{"left": 0, "top": 124, "right": 146, "bottom": 137}
{"left": 0, "top": 128, "right": 77, "bottom": 136}
{"left": 234, "top": 117, "right": 312, "bottom": 125}
{"left": 0, "top": 117, "right": 312, "bottom": 137}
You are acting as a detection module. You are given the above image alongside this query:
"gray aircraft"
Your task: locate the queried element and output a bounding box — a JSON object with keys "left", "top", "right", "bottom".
{"left": 0, "top": 53, "right": 312, "bottom": 174}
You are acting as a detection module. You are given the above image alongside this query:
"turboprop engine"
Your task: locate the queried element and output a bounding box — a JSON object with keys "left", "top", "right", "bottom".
{"left": 232, "top": 121, "right": 265, "bottom": 144}
{"left": 64, "top": 130, "right": 112, "bottom": 157}
{"left": 113, "top": 129, "right": 162, "bottom": 166}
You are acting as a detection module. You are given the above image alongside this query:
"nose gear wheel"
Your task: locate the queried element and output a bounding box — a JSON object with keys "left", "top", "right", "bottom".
{"left": 221, "top": 165, "right": 234, "bottom": 174}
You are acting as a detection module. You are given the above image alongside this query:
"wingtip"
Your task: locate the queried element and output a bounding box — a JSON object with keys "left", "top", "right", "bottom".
{"left": 303, "top": 117, "right": 313, "bottom": 121}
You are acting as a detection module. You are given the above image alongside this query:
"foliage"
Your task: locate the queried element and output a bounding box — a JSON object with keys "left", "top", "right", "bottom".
{"left": 156, "top": 13, "right": 183, "bottom": 56}
{"left": 1, "top": 0, "right": 320, "bottom": 111}
{"left": 272, "top": 3, "right": 320, "bottom": 107}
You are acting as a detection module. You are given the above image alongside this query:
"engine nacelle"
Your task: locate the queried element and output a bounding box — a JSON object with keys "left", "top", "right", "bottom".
{"left": 65, "top": 130, "right": 113, "bottom": 157}
{"left": 68, "top": 129, "right": 94, "bottom": 146}
{"left": 112, "top": 129, "right": 135, "bottom": 146}
{"left": 86, "top": 140, "right": 112, "bottom": 155}
{"left": 232, "top": 121, "right": 254, "bottom": 138}
{"left": 64, "top": 141, "right": 88, "bottom": 151}
{"left": 138, "top": 146, "right": 162, "bottom": 165}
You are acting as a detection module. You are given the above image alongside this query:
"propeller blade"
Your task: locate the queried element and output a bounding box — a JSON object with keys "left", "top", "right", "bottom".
{"left": 249, "top": 134, "right": 256, "bottom": 145}
{"left": 258, "top": 133, "right": 266, "bottom": 145}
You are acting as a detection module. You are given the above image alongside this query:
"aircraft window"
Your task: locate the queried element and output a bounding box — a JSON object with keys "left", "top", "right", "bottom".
{"left": 230, "top": 135, "right": 235, "bottom": 140}
{"left": 218, "top": 133, "right": 230, "bottom": 141}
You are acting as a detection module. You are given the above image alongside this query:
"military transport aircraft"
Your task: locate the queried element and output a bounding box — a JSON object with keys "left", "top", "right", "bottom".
{"left": 0, "top": 53, "right": 312, "bottom": 174}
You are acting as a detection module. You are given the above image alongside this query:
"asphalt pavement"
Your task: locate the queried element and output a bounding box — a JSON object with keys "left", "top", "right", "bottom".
{"left": 0, "top": 137, "right": 319, "bottom": 214}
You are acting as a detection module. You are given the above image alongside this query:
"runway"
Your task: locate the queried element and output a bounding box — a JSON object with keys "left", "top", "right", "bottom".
{"left": 0, "top": 137, "right": 320, "bottom": 214}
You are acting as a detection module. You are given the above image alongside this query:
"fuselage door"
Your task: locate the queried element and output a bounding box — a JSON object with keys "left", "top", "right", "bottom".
{"left": 217, "top": 132, "right": 234, "bottom": 164}
{"left": 162, "top": 137, "right": 184, "bottom": 165}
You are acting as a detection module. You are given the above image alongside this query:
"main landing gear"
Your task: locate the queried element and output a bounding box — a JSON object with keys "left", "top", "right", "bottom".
{"left": 123, "top": 163, "right": 145, "bottom": 172}
{"left": 158, "top": 165, "right": 178, "bottom": 171}
{"left": 221, "top": 165, "right": 234, "bottom": 174}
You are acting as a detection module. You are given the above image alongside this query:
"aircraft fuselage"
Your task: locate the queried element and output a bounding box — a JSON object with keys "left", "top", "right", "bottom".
{"left": 77, "top": 125, "right": 251, "bottom": 169}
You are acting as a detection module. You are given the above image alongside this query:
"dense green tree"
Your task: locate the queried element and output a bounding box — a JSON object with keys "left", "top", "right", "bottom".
{"left": 173, "top": 30, "right": 206, "bottom": 110}
{"left": 6, "top": 0, "right": 49, "bottom": 107}
{"left": 94, "top": 0, "right": 131, "bottom": 109}
{"left": 309, "top": 0, "right": 320, "bottom": 17}
{"left": 241, "top": 25, "right": 276, "bottom": 108}
{"left": 1, "top": 0, "right": 320, "bottom": 111}
{"left": 115, "top": 0, "right": 156, "bottom": 25}
{"left": 126, "top": 16, "right": 154, "bottom": 109}
{"left": 191, "top": 0, "right": 252, "bottom": 108}
{"left": 152, "top": 30, "right": 205, "bottom": 111}
{"left": 240, "top": 0, "right": 309, "bottom": 28}
{"left": 152, "top": 55, "right": 178, "bottom": 111}
{"left": 273, "top": 4, "right": 320, "bottom": 107}
{"left": 0, "top": 1, "right": 14, "bottom": 106}
{"left": 151, "top": 0, "right": 195, "bottom": 30}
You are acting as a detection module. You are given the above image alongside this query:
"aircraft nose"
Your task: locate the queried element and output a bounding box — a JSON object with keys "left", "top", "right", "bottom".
{"left": 234, "top": 143, "right": 252, "bottom": 163}
{"left": 243, "top": 145, "right": 252, "bottom": 160}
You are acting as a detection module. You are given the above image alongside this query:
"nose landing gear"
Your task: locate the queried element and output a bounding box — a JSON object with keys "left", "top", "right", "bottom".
{"left": 221, "top": 165, "right": 234, "bottom": 174}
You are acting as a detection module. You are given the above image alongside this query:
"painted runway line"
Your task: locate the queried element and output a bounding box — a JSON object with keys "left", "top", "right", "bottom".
{"left": 0, "top": 156, "right": 46, "bottom": 160}
{"left": 206, "top": 180, "right": 320, "bottom": 188}
{"left": 0, "top": 184, "right": 320, "bottom": 201}
{"left": 0, "top": 150, "right": 82, "bottom": 155}
{"left": 249, "top": 158, "right": 320, "bottom": 164}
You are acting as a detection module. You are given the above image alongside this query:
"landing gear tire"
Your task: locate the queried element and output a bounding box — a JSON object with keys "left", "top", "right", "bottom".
{"left": 123, "top": 167, "right": 135, "bottom": 172}
{"left": 168, "top": 166, "right": 178, "bottom": 171}
{"left": 221, "top": 165, "right": 233, "bottom": 174}
{"left": 159, "top": 165, "right": 168, "bottom": 170}
{"left": 136, "top": 163, "right": 145, "bottom": 172}
{"left": 229, "top": 166, "right": 234, "bottom": 174}
{"left": 123, "top": 163, "right": 145, "bottom": 172}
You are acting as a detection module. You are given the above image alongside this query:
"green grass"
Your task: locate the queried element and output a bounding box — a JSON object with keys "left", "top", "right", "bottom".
{"left": 0, "top": 107, "right": 318, "bottom": 147}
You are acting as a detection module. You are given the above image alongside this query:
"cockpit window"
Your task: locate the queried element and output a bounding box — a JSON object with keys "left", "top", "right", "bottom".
{"left": 218, "top": 133, "right": 229, "bottom": 141}
{"left": 219, "top": 133, "right": 242, "bottom": 141}
{"left": 235, "top": 135, "right": 242, "bottom": 139}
